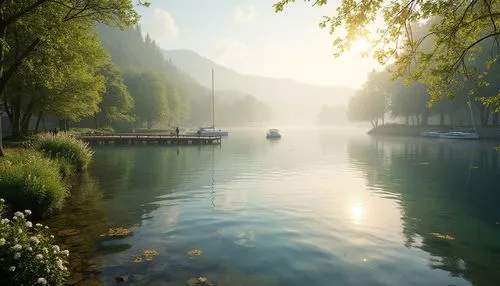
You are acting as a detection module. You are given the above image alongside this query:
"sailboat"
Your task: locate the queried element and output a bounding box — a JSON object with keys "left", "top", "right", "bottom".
{"left": 197, "top": 69, "right": 229, "bottom": 137}
{"left": 439, "top": 96, "right": 480, "bottom": 140}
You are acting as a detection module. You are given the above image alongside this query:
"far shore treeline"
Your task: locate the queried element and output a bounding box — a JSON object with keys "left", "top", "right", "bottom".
{"left": 0, "top": 2, "right": 271, "bottom": 157}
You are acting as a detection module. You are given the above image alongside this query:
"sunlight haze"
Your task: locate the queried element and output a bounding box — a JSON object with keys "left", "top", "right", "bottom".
{"left": 138, "top": 0, "right": 382, "bottom": 89}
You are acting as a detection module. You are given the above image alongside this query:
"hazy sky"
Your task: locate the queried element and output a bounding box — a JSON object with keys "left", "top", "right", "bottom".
{"left": 137, "top": 0, "right": 382, "bottom": 88}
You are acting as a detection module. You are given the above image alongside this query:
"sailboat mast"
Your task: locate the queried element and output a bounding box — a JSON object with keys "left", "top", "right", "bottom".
{"left": 212, "top": 68, "right": 215, "bottom": 129}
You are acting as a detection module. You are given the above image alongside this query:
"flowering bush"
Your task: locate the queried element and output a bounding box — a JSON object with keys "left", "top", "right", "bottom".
{"left": 0, "top": 199, "right": 70, "bottom": 285}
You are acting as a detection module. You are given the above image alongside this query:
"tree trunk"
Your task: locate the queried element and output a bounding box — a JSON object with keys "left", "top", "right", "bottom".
{"left": 479, "top": 105, "right": 489, "bottom": 127}
{"left": 421, "top": 110, "right": 428, "bottom": 127}
{"left": 35, "top": 111, "right": 43, "bottom": 133}
{"left": 492, "top": 112, "right": 499, "bottom": 126}
{"left": 59, "top": 119, "right": 66, "bottom": 131}
{"left": 21, "top": 113, "right": 32, "bottom": 135}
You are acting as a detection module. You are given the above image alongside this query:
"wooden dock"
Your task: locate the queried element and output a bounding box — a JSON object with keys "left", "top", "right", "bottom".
{"left": 79, "top": 134, "right": 222, "bottom": 146}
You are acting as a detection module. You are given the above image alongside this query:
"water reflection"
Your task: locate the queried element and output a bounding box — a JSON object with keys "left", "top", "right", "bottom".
{"left": 347, "top": 137, "right": 500, "bottom": 286}
{"left": 41, "top": 129, "right": 500, "bottom": 286}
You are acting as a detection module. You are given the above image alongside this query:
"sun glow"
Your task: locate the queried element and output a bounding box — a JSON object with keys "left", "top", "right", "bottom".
{"left": 350, "top": 39, "right": 371, "bottom": 55}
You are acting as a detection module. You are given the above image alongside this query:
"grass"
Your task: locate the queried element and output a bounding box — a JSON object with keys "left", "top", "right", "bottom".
{"left": 31, "top": 133, "right": 93, "bottom": 172}
{"left": 0, "top": 150, "right": 67, "bottom": 216}
{"left": 133, "top": 128, "right": 172, "bottom": 133}
{"left": 68, "top": 127, "right": 114, "bottom": 135}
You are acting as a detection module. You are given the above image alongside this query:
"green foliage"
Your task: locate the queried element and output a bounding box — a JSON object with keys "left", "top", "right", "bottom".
{"left": 32, "top": 134, "right": 93, "bottom": 172}
{"left": 69, "top": 127, "right": 115, "bottom": 136}
{"left": 0, "top": 152, "right": 67, "bottom": 216}
{"left": 347, "top": 71, "right": 387, "bottom": 127}
{"left": 133, "top": 128, "right": 172, "bottom": 134}
{"left": 0, "top": 200, "right": 70, "bottom": 285}
{"left": 123, "top": 71, "right": 169, "bottom": 129}
{"left": 0, "top": 0, "right": 144, "bottom": 139}
{"left": 274, "top": 0, "right": 500, "bottom": 106}
{"left": 96, "top": 63, "right": 134, "bottom": 126}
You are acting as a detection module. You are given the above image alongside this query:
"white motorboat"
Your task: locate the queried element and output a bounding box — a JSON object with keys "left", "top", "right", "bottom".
{"left": 266, "top": 129, "right": 281, "bottom": 139}
{"left": 439, "top": 131, "right": 480, "bottom": 140}
{"left": 421, "top": 131, "right": 442, "bottom": 138}
{"left": 197, "top": 127, "right": 229, "bottom": 137}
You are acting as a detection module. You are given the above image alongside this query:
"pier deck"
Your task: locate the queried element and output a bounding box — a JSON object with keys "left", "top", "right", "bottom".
{"left": 79, "top": 134, "right": 222, "bottom": 146}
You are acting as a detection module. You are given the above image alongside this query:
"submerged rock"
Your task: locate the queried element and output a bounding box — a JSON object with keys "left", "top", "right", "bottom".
{"left": 114, "top": 275, "right": 129, "bottom": 283}
{"left": 186, "top": 276, "right": 216, "bottom": 286}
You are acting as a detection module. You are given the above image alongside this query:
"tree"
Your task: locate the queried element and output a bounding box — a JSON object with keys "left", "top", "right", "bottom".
{"left": 95, "top": 63, "right": 134, "bottom": 127}
{"left": 123, "top": 71, "right": 169, "bottom": 129}
{"left": 2, "top": 19, "right": 107, "bottom": 136}
{"left": 389, "top": 79, "right": 431, "bottom": 126}
{"left": 348, "top": 88, "right": 386, "bottom": 127}
{"left": 274, "top": 0, "right": 500, "bottom": 107}
{"left": 0, "top": 1, "right": 145, "bottom": 156}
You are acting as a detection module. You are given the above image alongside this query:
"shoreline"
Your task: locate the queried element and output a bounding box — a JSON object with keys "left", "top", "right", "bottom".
{"left": 368, "top": 124, "right": 500, "bottom": 140}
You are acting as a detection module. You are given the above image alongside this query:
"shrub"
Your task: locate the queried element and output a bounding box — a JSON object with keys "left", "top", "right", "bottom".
{"left": 68, "top": 127, "right": 114, "bottom": 135}
{"left": 32, "top": 133, "right": 93, "bottom": 172}
{"left": 133, "top": 128, "right": 172, "bottom": 134}
{"left": 0, "top": 199, "right": 70, "bottom": 285}
{"left": 0, "top": 151, "right": 67, "bottom": 216}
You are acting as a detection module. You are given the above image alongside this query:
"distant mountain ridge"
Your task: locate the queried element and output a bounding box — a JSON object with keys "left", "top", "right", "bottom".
{"left": 163, "top": 49, "right": 355, "bottom": 124}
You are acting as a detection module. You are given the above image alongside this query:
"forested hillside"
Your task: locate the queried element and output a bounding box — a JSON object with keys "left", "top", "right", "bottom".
{"left": 95, "top": 25, "right": 271, "bottom": 128}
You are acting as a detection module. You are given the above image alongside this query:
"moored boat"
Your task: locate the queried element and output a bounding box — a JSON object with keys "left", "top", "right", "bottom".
{"left": 197, "top": 127, "right": 228, "bottom": 137}
{"left": 421, "top": 131, "right": 442, "bottom": 138}
{"left": 266, "top": 129, "right": 281, "bottom": 139}
{"left": 439, "top": 131, "right": 480, "bottom": 140}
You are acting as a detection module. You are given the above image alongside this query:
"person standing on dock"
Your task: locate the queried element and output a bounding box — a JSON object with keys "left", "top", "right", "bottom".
{"left": 175, "top": 127, "right": 180, "bottom": 137}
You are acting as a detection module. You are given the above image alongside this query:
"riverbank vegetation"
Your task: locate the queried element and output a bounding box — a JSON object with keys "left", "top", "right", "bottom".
{"left": 32, "top": 134, "right": 94, "bottom": 172}
{"left": 0, "top": 199, "right": 70, "bottom": 285}
{"left": 0, "top": 151, "right": 67, "bottom": 216}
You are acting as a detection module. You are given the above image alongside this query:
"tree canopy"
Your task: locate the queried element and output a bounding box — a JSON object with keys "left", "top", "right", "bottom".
{"left": 274, "top": 0, "right": 500, "bottom": 107}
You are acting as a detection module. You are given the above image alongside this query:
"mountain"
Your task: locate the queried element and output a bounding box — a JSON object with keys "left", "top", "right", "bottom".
{"left": 95, "top": 25, "right": 272, "bottom": 127}
{"left": 163, "top": 49, "right": 355, "bottom": 125}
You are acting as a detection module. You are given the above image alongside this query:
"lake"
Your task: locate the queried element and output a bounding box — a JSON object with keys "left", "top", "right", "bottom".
{"left": 43, "top": 128, "right": 500, "bottom": 286}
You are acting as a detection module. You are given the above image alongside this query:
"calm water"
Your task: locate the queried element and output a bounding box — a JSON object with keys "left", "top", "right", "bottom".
{"left": 44, "top": 128, "right": 500, "bottom": 286}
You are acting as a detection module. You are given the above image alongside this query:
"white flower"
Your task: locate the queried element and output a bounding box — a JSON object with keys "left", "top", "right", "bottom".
{"left": 30, "top": 236, "right": 40, "bottom": 244}
{"left": 14, "top": 211, "right": 24, "bottom": 219}
{"left": 0, "top": 198, "right": 4, "bottom": 203}
{"left": 14, "top": 252, "right": 21, "bottom": 260}
{"left": 36, "top": 254, "right": 43, "bottom": 259}
{"left": 56, "top": 259, "right": 64, "bottom": 270}
{"left": 35, "top": 223, "right": 42, "bottom": 227}
{"left": 11, "top": 244, "right": 22, "bottom": 251}
{"left": 9, "top": 266, "right": 15, "bottom": 272}
{"left": 37, "top": 278, "right": 47, "bottom": 285}
{"left": 50, "top": 235, "right": 54, "bottom": 239}
{"left": 0, "top": 238, "right": 5, "bottom": 246}
{"left": 43, "top": 247, "right": 48, "bottom": 253}
{"left": 24, "top": 210, "right": 32, "bottom": 215}
{"left": 0, "top": 218, "right": 8, "bottom": 224}
{"left": 44, "top": 226, "right": 49, "bottom": 230}
{"left": 61, "top": 250, "right": 70, "bottom": 256}
{"left": 27, "top": 247, "right": 33, "bottom": 252}
{"left": 52, "top": 245, "right": 60, "bottom": 252}
{"left": 26, "top": 221, "right": 33, "bottom": 228}
{"left": 18, "top": 228, "right": 22, "bottom": 234}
